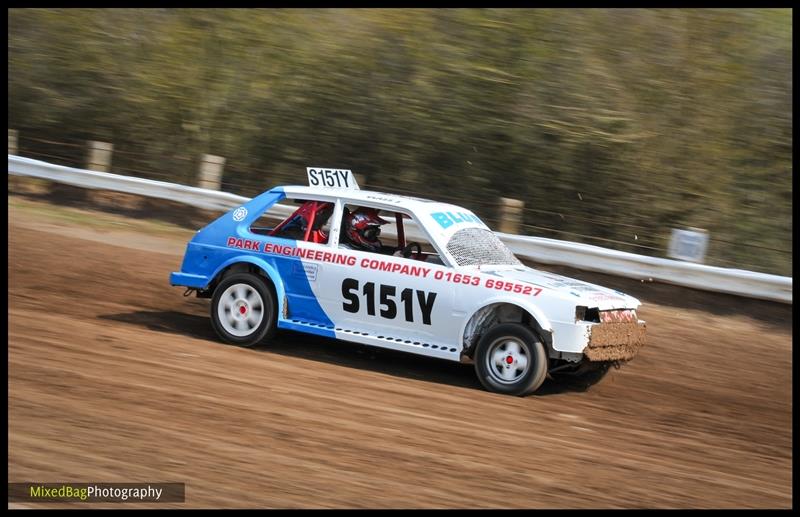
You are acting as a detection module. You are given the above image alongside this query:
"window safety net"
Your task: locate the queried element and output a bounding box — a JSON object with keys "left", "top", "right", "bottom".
{"left": 446, "top": 228, "right": 522, "bottom": 266}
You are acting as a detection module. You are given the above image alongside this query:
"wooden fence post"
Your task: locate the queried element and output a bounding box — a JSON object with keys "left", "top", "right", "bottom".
{"left": 498, "top": 197, "right": 524, "bottom": 234}
{"left": 199, "top": 154, "right": 225, "bottom": 190}
{"left": 8, "top": 129, "right": 18, "bottom": 155}
{"left": 86, "top": 141, "right": 113, "bottom": 172}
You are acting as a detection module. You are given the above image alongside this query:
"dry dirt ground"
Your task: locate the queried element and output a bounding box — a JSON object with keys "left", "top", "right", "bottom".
{"left": 7, "top": 193, "right": 793, "bottom": 508}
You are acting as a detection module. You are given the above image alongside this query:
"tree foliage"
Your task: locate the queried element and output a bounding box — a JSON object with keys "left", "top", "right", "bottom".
{"left": 8, "top": 8, "right": 792, "bottom": 275}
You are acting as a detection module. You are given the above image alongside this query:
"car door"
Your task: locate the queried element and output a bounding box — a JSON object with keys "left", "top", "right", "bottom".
{"left": 245, "top": 198, "right": 337, "bottom": 327}
{"left": 314, "top": 203, "right": 458, "bottom": 346}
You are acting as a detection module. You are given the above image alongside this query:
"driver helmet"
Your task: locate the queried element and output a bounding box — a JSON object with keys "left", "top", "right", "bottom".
{"left": 344, "top": 207, "right": 388, "bottom": 252}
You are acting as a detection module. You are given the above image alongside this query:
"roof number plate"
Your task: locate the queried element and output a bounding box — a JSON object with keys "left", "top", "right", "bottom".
{"left": 307, "top": 167, "right": 360, "bottom": 190}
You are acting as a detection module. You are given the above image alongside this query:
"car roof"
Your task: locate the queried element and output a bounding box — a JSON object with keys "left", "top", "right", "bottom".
{"left": 279, "top": 185, "right": 471, "bottom": 216}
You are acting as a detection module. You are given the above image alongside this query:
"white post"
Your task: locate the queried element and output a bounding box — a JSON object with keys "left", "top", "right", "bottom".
{"left": 199, "top": 154, "right": 225, "bottom": 190}
{"left": 668, "top": 228, "right": 709, "bottom": 263}
{"left": 86, "top": 141, "right": 113, "bottom": 172}
{"left": 498, "top": 197, "right": 524, "bottom": 234}
{"left": 8, "top": 129, "right": 18, "bottom": 155}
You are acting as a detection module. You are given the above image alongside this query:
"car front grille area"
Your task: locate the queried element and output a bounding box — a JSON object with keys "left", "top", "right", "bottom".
{"left": 573, "top": 307, "right": 645, "bottom": 361}
{"left": 576, "top": 307, "right": 639, "bottom": 323}
{"left": 599, "top": 309, "right": 638, "bottom": 323}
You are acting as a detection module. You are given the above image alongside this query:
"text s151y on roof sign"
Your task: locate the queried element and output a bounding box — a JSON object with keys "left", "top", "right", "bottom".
{"left": 306, "top": 167, "right": 360, "bottom": 190}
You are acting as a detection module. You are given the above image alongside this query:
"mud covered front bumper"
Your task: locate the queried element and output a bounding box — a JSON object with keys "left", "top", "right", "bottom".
{"left": 583, "top": 320, "right": 647, "bottom": 362}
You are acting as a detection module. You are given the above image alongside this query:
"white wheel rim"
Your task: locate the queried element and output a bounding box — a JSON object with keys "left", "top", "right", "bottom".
{"left": 486, "top": 338, "right": 530, "bottom": 384}
{"left": 217, "top": 283, "right": 264, "bottom": 337}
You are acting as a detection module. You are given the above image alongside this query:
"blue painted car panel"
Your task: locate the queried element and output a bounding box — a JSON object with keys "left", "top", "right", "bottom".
{"left": 171, "top": 186, "right": 334, "bottom": 332}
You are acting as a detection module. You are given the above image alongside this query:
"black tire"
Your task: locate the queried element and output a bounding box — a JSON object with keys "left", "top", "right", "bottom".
{"left": 210, "top": 272, "right": 277, "bottom": 348}
{"left": 474, "top": 323, "right": 548, "bottom": 396}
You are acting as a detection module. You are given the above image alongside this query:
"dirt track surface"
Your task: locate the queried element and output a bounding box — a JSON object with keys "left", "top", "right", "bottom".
{"left": 8, "top": 195, "right": 792, "bottom": 508}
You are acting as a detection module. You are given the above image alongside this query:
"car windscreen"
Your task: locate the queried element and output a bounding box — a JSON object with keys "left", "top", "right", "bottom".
{"left": 446, "top": 227, "right": 522, "bottom": 267}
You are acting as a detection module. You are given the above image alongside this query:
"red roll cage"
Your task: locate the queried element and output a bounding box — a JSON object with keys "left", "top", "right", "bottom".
{"left": 269, "top": 200, "right": 408, "bottom": 247}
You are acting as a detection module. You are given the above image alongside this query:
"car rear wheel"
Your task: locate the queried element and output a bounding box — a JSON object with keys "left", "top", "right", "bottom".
{"left": 474, "top": 323, "right": 548, "bottom": 396}
{"left": 211, "top": 272, "right": 277, "bottom": 348}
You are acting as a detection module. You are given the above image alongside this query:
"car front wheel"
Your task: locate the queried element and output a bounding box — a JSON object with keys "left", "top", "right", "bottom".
{"left": 474, "top": 323, "right": 548, "bottom": 396}
{"left": 211, "top": 272, "right": 277, "bottom": 348}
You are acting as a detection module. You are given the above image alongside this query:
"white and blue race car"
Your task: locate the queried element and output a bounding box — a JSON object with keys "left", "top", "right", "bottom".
{"left": 171, "top": 168, "right": 646, "bottom": 395}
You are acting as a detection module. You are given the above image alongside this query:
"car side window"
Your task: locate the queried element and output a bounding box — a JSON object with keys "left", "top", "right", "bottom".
{"left": 340, "top": 203, "right": 442, "bottom": 263}
{"left": 249, "top": 201, "right": 288, "bottom": 236}
{"left": 251, "top": 199, "right": 334, "bottom": 244}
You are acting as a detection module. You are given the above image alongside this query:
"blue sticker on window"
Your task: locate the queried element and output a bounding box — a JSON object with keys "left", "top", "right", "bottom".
{"left": 431, "top": 211, "right": 483, "bottom": 229}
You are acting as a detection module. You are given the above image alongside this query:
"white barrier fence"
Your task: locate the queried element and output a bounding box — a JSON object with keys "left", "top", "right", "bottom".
{"left": 8, "top": 155, "right": 792, "bottom": 303}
